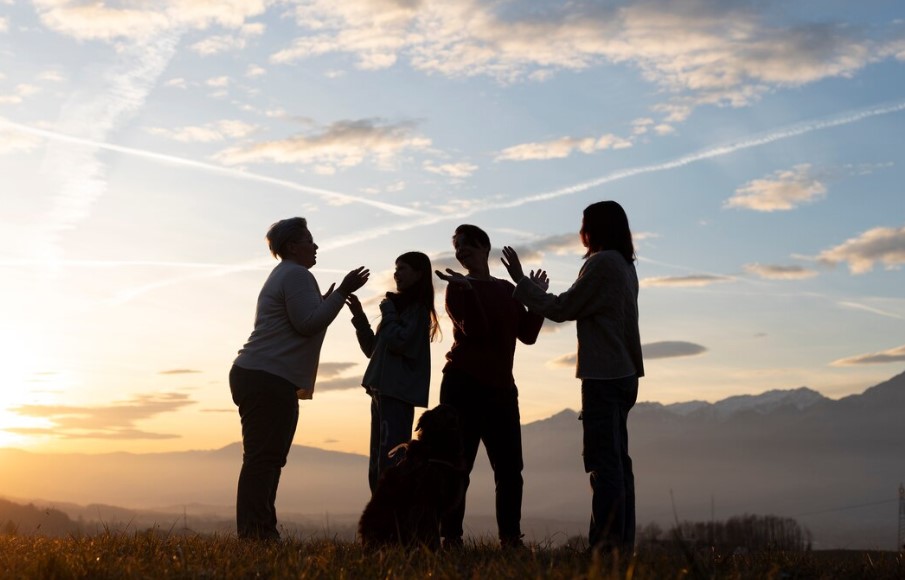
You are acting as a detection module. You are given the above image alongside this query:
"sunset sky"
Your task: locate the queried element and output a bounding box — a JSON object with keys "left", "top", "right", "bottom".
{"left": 1, "top": 0, "right": 904, "bottom": 456}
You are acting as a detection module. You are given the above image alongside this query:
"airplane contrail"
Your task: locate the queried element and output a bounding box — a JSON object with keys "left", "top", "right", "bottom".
{"left": 19, "top": 99, "right": 904, "bottom": 303}
{"left": 0, "top": 119, "right": 426, "bottom": 218}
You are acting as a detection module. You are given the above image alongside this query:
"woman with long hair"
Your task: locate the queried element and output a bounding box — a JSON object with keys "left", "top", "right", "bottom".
{"left": 346, "top": 251, "right": 441, "bottom": 492}
{"left": 501, "top": 201, "right": 644, "bottom": 554}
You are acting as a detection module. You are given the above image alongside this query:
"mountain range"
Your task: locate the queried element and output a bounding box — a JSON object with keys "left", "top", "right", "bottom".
{"left": 2, "top": 369, "right": 903, "bottom": 549}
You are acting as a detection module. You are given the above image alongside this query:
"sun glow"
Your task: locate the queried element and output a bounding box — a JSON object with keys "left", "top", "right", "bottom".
{"left": 0, "top": 328, "right": 57, "bottom": 449}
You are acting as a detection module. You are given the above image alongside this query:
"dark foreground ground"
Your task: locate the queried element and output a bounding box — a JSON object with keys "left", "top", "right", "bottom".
{"left": 0, "top": 534, "right": 902, "bottom": 579}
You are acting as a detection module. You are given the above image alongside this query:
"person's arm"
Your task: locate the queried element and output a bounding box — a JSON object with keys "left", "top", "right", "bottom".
{"left": 516, "top": 301, "right": 545, "bottom": 345}
{"left": 285, "top": 266, "right": 370, "bottom": 335}
{"left": 347, "top": 294, "right": 376, "bottom": 357}
{"left": 379, "top": 302, "right": 429, "bottom": 358}
{"left": 514, "top": 258, "right": 605, "bottom": 323}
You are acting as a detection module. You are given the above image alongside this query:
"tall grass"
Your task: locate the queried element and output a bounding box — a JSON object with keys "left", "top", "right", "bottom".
{"left": 0, "top": 532, "right": 902, "bottom": 579}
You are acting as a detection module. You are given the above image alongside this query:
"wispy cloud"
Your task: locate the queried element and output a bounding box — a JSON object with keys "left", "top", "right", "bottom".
{"left": 5, "top": 392, "right": 195, "bottom": 440}
{"left": 1, "top": 119, "right": 425, "bottom": 218}
{"left": 831, "top": 344, "right": 905, "bottom": 366}
{"left": 0, "top": 83, "right": 40, "bottom": 105}
{"left": 641, "top": 274, "right": 734, "bottom": 288}
{"left": 816, "top": 224, "right": 905, "bottom": 274}
{"left": 213, "top": 118, "right": 432, "bottom": 173}
{"left": 725, "top": 164, "right": 827, "bottom": 211}
{"left": 496, "top": 133, "right": 632, "bottom": 162}
{"left": 146, "top": 120, "right": 258, "bottom": 143}
{"left": 744, "top": 263, "right": 819, "bottom": 280}
{"left": 271, "top": 0, "right": 901, "bottom": 121}
{"left": 548, "top": 340, "right": 706, "bottom": 368}
{"left": 423, "top": 161, "right": 478, "bottom": 179}
{"left": 191, "top": 22, "right": 265, "bottom": 55}
{"left": 643, "top": 341, "right": 708, "bottom": 360}
{"left": 38, "top": 31, "right": 181, "bottom": 261}
{"left": 158, "top": 369, "right": 202, "bottom": 375}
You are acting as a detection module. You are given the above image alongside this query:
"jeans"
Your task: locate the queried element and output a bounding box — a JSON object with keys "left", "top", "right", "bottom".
{"left": 581, "top": 375, "right": 638, "bottom": 553}
{"left": 229, "top": 364, "right": 299, "bottom": 540}
{"left": 439, "top": 370, "right": 524, "bottom": 543}
{"left": 368, "top": 391, "right": 415, "bottom": 493}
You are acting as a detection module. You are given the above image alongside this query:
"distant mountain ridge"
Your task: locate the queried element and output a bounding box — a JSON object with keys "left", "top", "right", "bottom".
{"left": 2, "top": 369, "right": 903, "bottom": 549}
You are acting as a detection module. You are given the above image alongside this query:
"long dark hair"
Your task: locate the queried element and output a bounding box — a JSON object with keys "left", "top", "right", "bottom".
{"left": 581, "top": 201, "right": 635, "bottom": 263}
{"left": 384, "top": 251, "right": 441, "bottom": 342}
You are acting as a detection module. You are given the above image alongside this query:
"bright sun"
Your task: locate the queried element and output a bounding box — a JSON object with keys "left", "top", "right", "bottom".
{"left": 0, "top": 328, "right": 51, "bottom": 448}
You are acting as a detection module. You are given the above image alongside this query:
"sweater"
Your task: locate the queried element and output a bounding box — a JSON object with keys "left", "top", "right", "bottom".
{"left": 234, "top": 260, "right": 346, "bottom": 398}
{"left": 442, "top": 277, "right": 544, "bottom": 389}
{"left": 513, "top": 250, "right": 644, "bottom": 380}
{"left": 351, "top": 300, "right": 432, "bottom": 407}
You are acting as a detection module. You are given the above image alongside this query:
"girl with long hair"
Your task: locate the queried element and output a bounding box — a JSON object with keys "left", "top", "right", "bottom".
{"left": 501, "top": 201, "right": 643, "bottom": 555}
{"left": 346, "top": 251, "right": 441, "bottom": 492}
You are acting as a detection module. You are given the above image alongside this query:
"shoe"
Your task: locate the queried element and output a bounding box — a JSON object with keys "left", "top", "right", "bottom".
{"left": 500, "top": 535, "right": 526, "bottom": 550}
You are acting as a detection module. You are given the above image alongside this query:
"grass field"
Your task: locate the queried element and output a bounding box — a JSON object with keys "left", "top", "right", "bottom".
{"left": 0, "top": 533, "right": 902, "bottom": 579}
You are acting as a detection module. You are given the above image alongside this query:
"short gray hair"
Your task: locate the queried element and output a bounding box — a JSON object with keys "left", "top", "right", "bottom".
{"left": 266, "top": 217, "right": 308, "bottom": 259}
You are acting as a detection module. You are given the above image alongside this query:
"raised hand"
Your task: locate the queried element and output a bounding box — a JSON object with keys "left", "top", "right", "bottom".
{"left": 435, "top": 268, "right": 472, "bottom": 289}
{"left": 500, "top": 246, "right": 525, "bottom": 283}
{"left": 529, "top": 269, "right": 550, "bottom": 291}
{"left": 345, "top": 293, "right": 365, "bottom": 317}
{"left": 338, "top": 266, "right": 370, "bottom": 296}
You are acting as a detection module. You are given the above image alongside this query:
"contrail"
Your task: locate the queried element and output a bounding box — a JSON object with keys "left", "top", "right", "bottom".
{"left": 46, "top": 99, "right": 905, "bottom": 303}
{"left": 487, "top": 99, "right": 905, "bottom": 208}
{"left": 1, "top": 120, "right": 426, "bottom": 218}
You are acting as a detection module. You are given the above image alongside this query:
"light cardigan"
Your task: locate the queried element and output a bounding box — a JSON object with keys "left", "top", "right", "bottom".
{"left": 234, "top": 260, "right": 346, "bottom": 398}
{"left": 513, "top": 250, "right": 644, "bottom": 380}
{"left": 351, "top": 299, "right": 431, "bottom": 407}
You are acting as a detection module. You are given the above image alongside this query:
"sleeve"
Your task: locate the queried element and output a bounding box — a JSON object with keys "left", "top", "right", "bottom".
{"left": 513, "top": 258, "right": 604, "bottom": 323}
{"left": 379, "top": 303, "right": 429, "bottom": 359}
{"left": 444, "top": 284, "right": 490, "bottom": 338}
{"left": 516, "top": 303, "right": 545, "bottom": 345}
{"left": 284, "top": 268, "right": 347, "bottom": 336}
{"left": 351, "top": 312, "right": 377, "bottom": 358}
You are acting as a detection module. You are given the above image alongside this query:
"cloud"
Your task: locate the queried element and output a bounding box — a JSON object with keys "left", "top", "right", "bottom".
{"left": 496, "top": 134, "right": 632, "bottom": 162}
{"left": 0, "top": 83, "right": 40, "bottom": 105}
{"left": 831, "top": 344, "right": 905, "bottom": 366}
{"left": 316, "top": 376, "right": 365, "bottom": 392}
{"left": 206, "top": 75, "right": 231, "bottom": 88}
{"left": 33, "top": 0, "right": 268, "bottom": 41}
{"left": 213, "top": 118, "right": 431, "bottom": 171}
{"left": 146, "top": 120, "right": 258, "bottom": 143}
{"left": 641, "top": 274, "right": 734, "bottom": 287}
{"left": 548, "top": 340, "right": 707, "bottom": 367}
{"left": 0, "top": 122, "right": 43, "bottom": 154}
{"left": 158, "top": 369, "right": 202, "bottom": 375}
{"left": 317, "top": 362, "right": 358, "bottom": 379}
{"left": 0, "top": 16, "right": 7, "bottom": 33}
{"left": 246, "top": 64, "right": 267, "bottom": 77}
{"left": 5, "top": 392, "right": 195, "bottom": 440}
{"left": 744, "top": 263, "right": 819, "bottom": 280}
{"left": 190, "top": 22, "right": 265, "bottom": 55}
{"left": 423, "top": 161, "right": 478, "bottom": 178}
{"left": 643, "top": 341, "right": 707, "bottom": 359}
{"left": 271, "top": 0, "right": 899, "bottom": 121}
{"left": 725, "top": 164, "right": 827, "bottom": 211}
{"left": 816, "top": 225, "right": 905, "bottom": 274}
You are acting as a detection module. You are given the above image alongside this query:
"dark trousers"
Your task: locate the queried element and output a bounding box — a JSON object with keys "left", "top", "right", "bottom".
{"left": 581, "top": 375, "right": 638, "bottom": 553}
{"left": 229, "top": 364, "right": 299, "bottom": 540}
{"left": 368, "top": 391, "right": 415, "bottom": 493}
{"left": 439, "top": 370, "right": 524, "bottom": 542}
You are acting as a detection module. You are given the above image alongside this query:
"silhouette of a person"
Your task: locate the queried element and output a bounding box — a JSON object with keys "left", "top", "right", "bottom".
{"left": 435, "top": 224, "right": 545, "bottom": 548}
{"left": 502, "top": 201, "right": 644, "bottom": 554}
{"left": 345, "top": 251, "right": 441, "bottom": 493}
{"left": 230, "top": 217, "right": 369, "bottom": 540}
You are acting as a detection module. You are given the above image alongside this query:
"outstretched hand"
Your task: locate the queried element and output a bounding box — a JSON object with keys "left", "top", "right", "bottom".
{"left": 529, "top": 269, "right": 550, "bottom": 291}
{"left": 500, "top": 246, "right": 525, "bottom": 283}
{"left": 338, "top": 266, "right": 370, "bottom": 297}
{"left": 345, "top": 293, "right": 365, "bottom": 317}
{"left": 435, "top": 268, "right": 473, "bottom": 289}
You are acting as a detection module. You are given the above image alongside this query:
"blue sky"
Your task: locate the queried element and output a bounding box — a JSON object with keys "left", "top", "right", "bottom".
{"left": 1, "top": 0, "right": 904, "bottom": 455}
